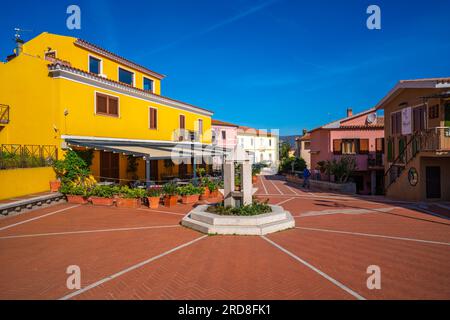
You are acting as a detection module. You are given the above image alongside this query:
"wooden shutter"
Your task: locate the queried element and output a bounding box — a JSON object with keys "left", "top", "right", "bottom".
{"left": 359, "top": 139, "right": 369, "bottom": 154}
{"left": 149, "top": 108, "right": 157, "bottom": 129}
{"left": 180, "top": 115, "right": 185, "bottom": 129}
{"left": 108, "top": 96, "right": 119, "bottom": 116}
{"left": 96, "top": 93, "right": 107, "bottom": 114}
{"left": 198, "top": 119, "right": 203, "bottom": 134}
{"left": 333, "top": 139, "right": 342, "bottom": 155}
{"left": 376, "top": 138, "right": 384, "bottom": 153}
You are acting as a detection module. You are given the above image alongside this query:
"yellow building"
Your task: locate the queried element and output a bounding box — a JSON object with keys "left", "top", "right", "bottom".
{"left": 0, "top": 32, "right": 219, "bottom": 200}
{"left": 376, "top": 77, "right": 450, "bottom": 201}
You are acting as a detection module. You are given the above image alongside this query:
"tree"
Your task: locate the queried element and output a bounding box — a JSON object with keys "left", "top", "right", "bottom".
{"left": 280, "top": 142, "right": 291, "bottom": 161}
{"left": 316, "top": 157, "right": 356, "bottom": 184}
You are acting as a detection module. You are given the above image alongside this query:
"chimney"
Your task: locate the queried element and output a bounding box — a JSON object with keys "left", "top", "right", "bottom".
{"left": 15, "top": 38, "right": 24, "bottom": 56}
{"left": 302, "top": 129, "right": 308, "bottom": 135}
{"left": 346, "top": 108, "right": 353, "bottom": 117}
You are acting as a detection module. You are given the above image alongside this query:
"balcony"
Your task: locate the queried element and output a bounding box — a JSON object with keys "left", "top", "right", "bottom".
{"left": 0, "top": 104, "right": 10, "bottom": 125}
{"left": 419, "top": 127, "right": 450, "bottom": 151}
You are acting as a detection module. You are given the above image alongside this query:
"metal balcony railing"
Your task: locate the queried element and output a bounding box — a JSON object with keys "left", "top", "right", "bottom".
{"left": 0, "top": 104, "right": 10, "bottom": 124}
{"left": 0, "top": 144, "right": 58, "bottom": 170}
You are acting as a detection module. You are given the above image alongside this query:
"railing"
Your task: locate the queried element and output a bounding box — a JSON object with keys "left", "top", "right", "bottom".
{"left": 0, "top": 104, "right": 10, "bottom": 124}
{"left": 368, "top": 153, "right": 383, "bottom": 168}
{"left": 384, "top": 127, "right": 450, "bottom": 189}
{"left": 0, "top": 144, "right": 58, "bottom": 170}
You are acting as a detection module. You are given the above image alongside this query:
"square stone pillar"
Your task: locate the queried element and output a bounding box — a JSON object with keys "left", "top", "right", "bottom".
{"left": 224, "top": 161, "right": 235, "bottom": 207}
{"left": 241, "top": 160, "right": 252, "bottom": 206}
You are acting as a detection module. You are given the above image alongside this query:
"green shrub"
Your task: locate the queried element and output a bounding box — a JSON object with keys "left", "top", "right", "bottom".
{"left": 90, "top": 185, "right": 119, "bottom": 198}
{"left": 207, "top": 180, "right": 218, "bottom": 192}
{"left": 163, "top": 183, "right": 178, "bottom": 196}
{"left": 60, "top": 183, "right": 87, "bottom": 196}
{"left": 206, "top": 200, "right": 272, "bottom": 216}
{"left": 118, "top": 186, "right": 146, "bottom": 199}
{"left": 53, "top": 150, "right": 90, "bottom": 184}
{"left": 146, "top": 188, "right": 162, "bottom": 197}
{"left": 177, "top": 184, "right": 203, "bottom": 196}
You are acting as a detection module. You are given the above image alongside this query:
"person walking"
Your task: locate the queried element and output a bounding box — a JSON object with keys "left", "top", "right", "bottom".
{"left": 302, "top": 167, "right": 311, "bottom": 189}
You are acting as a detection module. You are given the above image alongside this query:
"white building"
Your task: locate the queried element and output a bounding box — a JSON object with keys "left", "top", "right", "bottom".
{"left": 237, "top": 126, "right": 279, "bottom": 168}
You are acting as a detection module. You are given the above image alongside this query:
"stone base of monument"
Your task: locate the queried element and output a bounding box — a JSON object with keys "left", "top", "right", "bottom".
{"left": 181, "top": 205, "right": 295, "bottom": 236}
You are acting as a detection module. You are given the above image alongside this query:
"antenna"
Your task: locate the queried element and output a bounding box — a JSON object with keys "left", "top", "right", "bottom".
{"left": 14, "top": 27, "right": 32, "bottom": 41}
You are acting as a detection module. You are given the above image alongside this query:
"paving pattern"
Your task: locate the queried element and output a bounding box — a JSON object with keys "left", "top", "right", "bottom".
{"left": 0, "top": 176, "right": 449, "bottom": 300}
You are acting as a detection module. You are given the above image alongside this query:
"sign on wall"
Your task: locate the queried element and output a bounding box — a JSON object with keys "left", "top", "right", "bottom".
{"left": 401, "top": 107, "right": 412, "bottom": 135}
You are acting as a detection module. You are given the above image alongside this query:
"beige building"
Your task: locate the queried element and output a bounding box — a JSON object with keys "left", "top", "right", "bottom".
{"left": 295, "top": 130, "right": 311, "bottom": 169}
{"left": 376, "top": 77, "right": 450, "bottom": 201}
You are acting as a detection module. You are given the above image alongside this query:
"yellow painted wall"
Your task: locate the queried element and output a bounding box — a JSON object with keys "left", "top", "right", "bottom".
{"left": 23, "top": 32, "right": 162, "bottom": 94}
{"left": 0, "top": 167, "right": 55, "bottom": 200}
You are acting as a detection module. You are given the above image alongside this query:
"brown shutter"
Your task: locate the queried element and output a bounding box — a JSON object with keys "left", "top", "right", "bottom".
{"left": 149, "top": 108, "right": 157, "bottom": 129}
{"left": 96, "top": 93, "right": 107, "bottom": 114}
{"left": 333, "top": 139, "right": 342, "bottom": 155}
{"left": 376, "top": 138, "right": 384, "bottom": 153}
{"left": 108, "top": 96, "right": 119, "bottom": 116}
{"left": 359, "top": 139, "right": 369, "bottom": 154}
{"left": 180, "top": 115, "right": 185, "bottom": 129}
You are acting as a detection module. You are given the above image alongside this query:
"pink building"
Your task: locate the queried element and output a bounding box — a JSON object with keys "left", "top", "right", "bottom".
{"left": 309, "top": 108, "right": 385, "bottom": 195}
{"left": 211, "top": 119, "right": 238, "bottom": 170}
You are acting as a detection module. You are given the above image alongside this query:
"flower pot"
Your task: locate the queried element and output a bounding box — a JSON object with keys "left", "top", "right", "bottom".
{"left": 116, "top": 198, "right": 141, "bottom": 208}
{"left": 90, "top": 196, "right": 114, "bottom": 206}
{"left": 209, "top": 190, "right": 219, "bottom": 198}
{"left": 181, "top": 194, "right": 199, "bottom": 204}
{"left": 200, "top": 187, "right": 210, "bottom": 200}
{"left": 252, "top": 176, "right": 257, "bottom": 184}
{"left": 50, "top": 180, "right": 61, "bottom": 192}
{"left": 235, "top": 185, "right": 241, "bottom": 192}
{"left": 147, "top": 196, "right": 160, "bottom": 209}
{"left": 66, "top": 195, "right": 87, "bottom": 204}
{"left": 164, "top": 195, "right": 178, "bottom": 207}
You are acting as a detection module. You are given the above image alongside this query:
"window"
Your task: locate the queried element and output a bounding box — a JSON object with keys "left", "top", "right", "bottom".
{"left": 143, "top": 77, "right": 154, "bottom": 92}
{"left": 149, "top": 108, "right": 157, "bottom": 129}
{"left": 333, "top": 139, "right": 342, "bottom": 155}
{"left": 179, "top": 115, "right": 186, "bottom": 129}
{"left": 359, "top": 139, "right": 369, "bottom": 154}
{"left": 268, "top": 153, "right": 272, "bottom": 160}
{"left": 89, "top": 56, "right": 101, "bottom": 75}
{"left": 96, "top": 93, "right": 119, "bottom": 117}
{"left": 45, "top": 51, "right": 56, "bottom": 61}
{"left": 429, "top": 104, "right": 439, "bottom": 119}
{"left": 118, "top": 67, "right": 134, "bottom": 85}
{"left": 342, "top": 139, "right": 356, "bottom": 155}
{"left": 251, "top": 138, "right": 254, "bottom": 146}
{"left": 391, "top": 112, "right": 402, "bottom": 135}
{"left": 260, "top": 154, "right": 263, "bottom": 161}
{"left": 413, "top": 106, "right": 426, "bottom": 132}
{"left": 269, "top": 139, "right": 272, "bottom": 147}
{"left": 221, "top": 130, "right": 226, "bottom": 140}
{"left": 387, "top": 139, "right": 394, "bottom": 162}
{"left": 376, "top": 138, "right": 384, "bottom": 153}
{"left": 304, "top": 141, "right": 311, "bottom": 150}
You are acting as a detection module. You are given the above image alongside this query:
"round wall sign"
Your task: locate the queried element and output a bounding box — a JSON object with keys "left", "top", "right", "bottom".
{"left": 408, "top": 167, "right": 419, "bottom": 186}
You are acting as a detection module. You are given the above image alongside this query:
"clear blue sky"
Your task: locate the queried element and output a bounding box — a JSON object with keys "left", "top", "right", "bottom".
{"left": 1, "top": 0, "right": 449, "bottom": 135}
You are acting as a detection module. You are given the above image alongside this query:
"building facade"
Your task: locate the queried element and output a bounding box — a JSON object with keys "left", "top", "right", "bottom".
{"left": 295, "top": 130, "right": 311, "bottom": 169}
{"left": 211, "top": 120, "right": 238, "bottom": 171}
{"left": 376, "top": 77, "right": 450, "bottom": 201}
{"left": 309, "top": 108, "right": 385, "bottom": 195}
{"left": 0, "top": 32, "right": 217, "bottom": 199}
{"left": 237, "top": 127, "right": 279, "bottom": 168}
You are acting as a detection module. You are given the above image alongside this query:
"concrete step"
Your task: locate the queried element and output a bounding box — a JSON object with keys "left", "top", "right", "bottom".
{"left": 0, "top": 193, "right": 65, "bottom": 216}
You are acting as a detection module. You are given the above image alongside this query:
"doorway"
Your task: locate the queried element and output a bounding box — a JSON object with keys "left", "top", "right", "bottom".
{"left": 100, "top": 151, "right": 120, "bottom": 182}
{"left": 426, "top": 166, "right": 441, "bottom": 199}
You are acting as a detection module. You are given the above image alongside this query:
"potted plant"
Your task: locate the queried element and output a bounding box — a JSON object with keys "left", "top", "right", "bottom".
{"left": 252, "top": 166, "right": 261, "bottom": 184}
{"left": 207, "top": 180, "right": 219, "bottom": 198}
{"left": 178, "top": 184, "right": 202, "bottom": 204}
{"left": 163, "top": 183, "right": 178, "bottom": 207}
{"left": 50, "top": 160, "right": 64, "bottom": 192}
{"left": 89, "top": 185, "right": 118, "bottom": 206}
{"left": 146, "top": 188, "right": 162, "bottom": 209}
{"left": 116, "top": 186, "right": 145, "bottom": 208}
{"left": 199, "top": 177, "right": 210, "bottom": 200}
{"left": 60, "top": 183, "right": 88, "bottom": 204}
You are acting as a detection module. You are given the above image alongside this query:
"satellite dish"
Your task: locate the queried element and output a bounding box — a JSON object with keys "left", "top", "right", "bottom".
{"left": 367, "top": 113, "right": 377, "bottom": 124}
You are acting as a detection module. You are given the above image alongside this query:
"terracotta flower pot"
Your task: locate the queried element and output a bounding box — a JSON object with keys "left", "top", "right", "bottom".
{"left": 200, "top": 187, "right": 210, "bottom": 200}
{"left": 116, "top": 198, "right": 141, "bottom": 208}
{"left": 66, "top": 195, "right": 87, "bottom": 204}
{"left": 181, "top": 194, "right": 199, "bottom": 204}
{"left": 90, "top": 196, "right": 114, "bottom": 206}
{"left": 164, "top": 195, "right": 178, "bottom": 207}
{"left": 50, "top": 180, "right": 61, "bottom": 192}
{"left": 147, "top": 196, "right": 160, "bottom": 209}
{"left": 235, "top": 185, "right": 241, "bottom": 192}
{"left": 209, "top": 190, "right": 219, "bottom": 198}
{"left": 252, "top": 176, "right": 257, "bottom": 184}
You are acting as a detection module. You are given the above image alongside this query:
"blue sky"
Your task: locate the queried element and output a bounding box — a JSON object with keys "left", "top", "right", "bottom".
{"left": 1, "top": 0, "right": 450, "bottom": 135}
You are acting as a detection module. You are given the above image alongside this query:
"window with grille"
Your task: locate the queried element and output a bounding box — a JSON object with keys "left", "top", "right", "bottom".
{"left": 149, "top": 108, "right": 157, "bottom": 129}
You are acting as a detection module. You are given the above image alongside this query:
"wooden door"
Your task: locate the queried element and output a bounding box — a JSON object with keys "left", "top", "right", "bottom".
{"left": 100, "top": 151, "right": 120, "bottom": 182}
{"left": 426, "top": 166, "right": 441, "bottom": 199}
